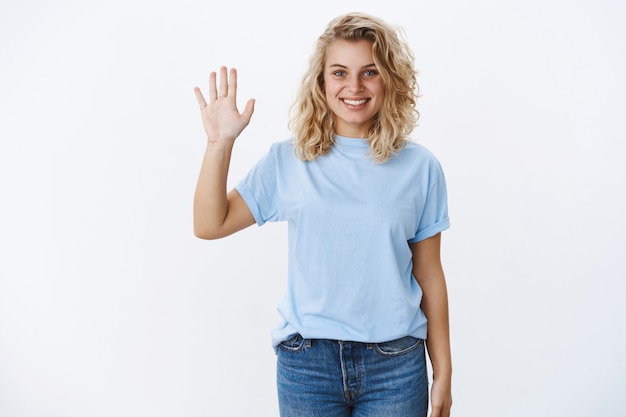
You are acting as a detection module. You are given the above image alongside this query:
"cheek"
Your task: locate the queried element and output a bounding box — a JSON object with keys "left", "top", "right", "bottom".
{"left": 373, "top": 81, "right": 385, "bottom": 95}
{"left": 323, "top": 83, "right": 333, "bottom": 96}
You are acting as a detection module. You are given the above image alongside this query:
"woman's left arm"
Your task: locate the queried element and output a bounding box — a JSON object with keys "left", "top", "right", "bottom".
{"left": 411, "top": 232, "right": 452, "bottom": 417}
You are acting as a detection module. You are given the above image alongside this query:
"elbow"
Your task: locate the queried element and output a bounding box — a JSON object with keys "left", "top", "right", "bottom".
{"left": 194, "top": 230, "right": 214, "bottom": 240}
{"left": 193, "top": 210, "right": 227, "bottom": 240}
{"left": 193, "top": 223, "right": 224, "bottom": 240}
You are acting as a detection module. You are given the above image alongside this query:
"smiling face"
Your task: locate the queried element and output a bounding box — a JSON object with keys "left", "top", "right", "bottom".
{"left": 323, "top": 39, "right": 385, "bottom": 138}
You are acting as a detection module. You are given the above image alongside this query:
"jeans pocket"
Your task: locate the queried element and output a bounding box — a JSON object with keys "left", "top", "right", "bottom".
{"left": 278, "top": 334, "right": 308, "bottom": 353}
{"left": 373, "top": 336, "right": 423, "bottom": 357}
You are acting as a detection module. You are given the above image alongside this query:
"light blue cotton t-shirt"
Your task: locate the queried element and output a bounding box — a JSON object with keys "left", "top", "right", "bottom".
{"left": 235, "top": 135, "right": 450, "bottom": 349}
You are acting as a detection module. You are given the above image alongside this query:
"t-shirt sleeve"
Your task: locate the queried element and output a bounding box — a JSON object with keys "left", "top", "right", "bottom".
{"left": 234, "top": 144, "right": 280, "bottom": 226}
{"left": 408, "top": 158, "right": 450, "bottom": 243}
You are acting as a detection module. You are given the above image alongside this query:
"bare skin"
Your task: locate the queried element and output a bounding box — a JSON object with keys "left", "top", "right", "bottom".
{"left": 193, "top": 67, "right": 255, "bottom": 240}
{"left": 323, "top": 39, "right": 384, "bottom": 137}
{"left": 411, "top": 233, "right": 453, "bottom": 417}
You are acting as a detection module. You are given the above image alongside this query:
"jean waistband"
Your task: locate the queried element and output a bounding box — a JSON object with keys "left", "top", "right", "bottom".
{"left": 295, "top": 335, "right": 419, "bottom": 350}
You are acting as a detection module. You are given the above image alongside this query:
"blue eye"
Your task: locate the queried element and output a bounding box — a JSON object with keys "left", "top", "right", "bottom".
{"left": 333, "top": 70, "right": 346, "bottom": 77}
{"left": 363, "top": 70, "right": 378, "bottom": 77}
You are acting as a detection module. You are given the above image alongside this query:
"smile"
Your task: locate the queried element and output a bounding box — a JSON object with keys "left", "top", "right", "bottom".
{"left": 342, "top": 98, "right": 368, "bottom": 106}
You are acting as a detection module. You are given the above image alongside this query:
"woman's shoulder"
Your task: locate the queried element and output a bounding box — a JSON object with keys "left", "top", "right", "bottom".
{"left": 401, "top": 140, "right": 441, "bottom": 163}
{"left": 267, "top": 137, "right": 296, "bottom": 153}
{"left": 264, "top": 137, "right": 300, "bottom": 165}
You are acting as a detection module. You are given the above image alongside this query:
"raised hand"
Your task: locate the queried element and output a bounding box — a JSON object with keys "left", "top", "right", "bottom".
{"left": 194, "top": 66, "right": 255, "bottom": 146}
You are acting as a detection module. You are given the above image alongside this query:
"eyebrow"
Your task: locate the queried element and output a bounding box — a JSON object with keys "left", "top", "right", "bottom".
{"left": 328, "top": 63, "right": 377, "bottom": 69}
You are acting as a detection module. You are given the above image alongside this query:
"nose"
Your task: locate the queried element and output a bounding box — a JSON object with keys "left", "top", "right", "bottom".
{"left": 347, "top": 75, "right": 364, "bottom": 92}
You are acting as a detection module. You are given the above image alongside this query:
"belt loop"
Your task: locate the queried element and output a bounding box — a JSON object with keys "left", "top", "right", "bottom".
{"left": 304, "top": 338, "right": 312, "bottom": 348}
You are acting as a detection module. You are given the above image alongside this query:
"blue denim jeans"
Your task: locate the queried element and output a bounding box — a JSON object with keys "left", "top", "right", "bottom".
{"left": 276, "top": 334, "right": 428, "bottom": 417}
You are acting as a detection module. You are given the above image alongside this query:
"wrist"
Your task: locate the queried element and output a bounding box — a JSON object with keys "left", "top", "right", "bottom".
{"left": 205, "top": 139, "right": 234, "bottom": 153}
{"left": 433, "top": 368, "right": 452, "bottom": 381}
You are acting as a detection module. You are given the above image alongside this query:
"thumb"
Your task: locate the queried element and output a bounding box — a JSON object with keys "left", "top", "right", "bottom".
{"left": 241, "top": 98, "right": 255, "bottom": 124}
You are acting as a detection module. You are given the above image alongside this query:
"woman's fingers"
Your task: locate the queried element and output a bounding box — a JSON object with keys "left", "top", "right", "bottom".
{"left": 228, "top": 67, "right": 238, "bottom": 99}
{"left": 218, "top": 66, "right": 228, "bottom": 98}
{"left": 195, "top": 66, "right": 249, "bottom": 122}
{"left": 193, "top": 67, "right": 255, "bottom": 143}
{"left": 209, "top": 71, "right": 218, "bottom": 102}
{"left": 199, "top": 66, "right": 238, "bottom": 104}
{"left": 194, "top": 87, "right": 207, "bottom": 110}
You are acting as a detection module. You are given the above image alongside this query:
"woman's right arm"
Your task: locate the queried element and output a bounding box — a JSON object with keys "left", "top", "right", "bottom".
{"left": 193, "top": 67, "right": 256, "bottom": 240}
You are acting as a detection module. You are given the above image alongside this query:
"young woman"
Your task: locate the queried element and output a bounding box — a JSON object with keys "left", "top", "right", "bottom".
{"left": 193, "top": 12, "right": 452, "bottom": 417}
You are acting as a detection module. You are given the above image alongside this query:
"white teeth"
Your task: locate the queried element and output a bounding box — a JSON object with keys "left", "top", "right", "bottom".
{"left": 343, "top": 99, "right": 367, "bottom": 106}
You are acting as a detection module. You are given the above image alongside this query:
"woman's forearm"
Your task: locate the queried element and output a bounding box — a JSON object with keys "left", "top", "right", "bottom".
{"left": 193, "top": 142, "right": 234, "bottom": 239}
{"left": 421, "top": 275, "right": 452, "bottom": 379}
{"left": 411, "top": 234, "right": 453, "bottom": 416}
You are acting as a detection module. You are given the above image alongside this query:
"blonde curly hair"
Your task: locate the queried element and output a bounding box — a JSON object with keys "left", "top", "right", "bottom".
{"left": 289, "top": 12, "right": 420, "bottom": 163}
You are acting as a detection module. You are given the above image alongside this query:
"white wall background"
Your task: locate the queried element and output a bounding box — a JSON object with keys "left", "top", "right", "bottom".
{"left": 1, "top": 0, "right": 625, "bottom": 416}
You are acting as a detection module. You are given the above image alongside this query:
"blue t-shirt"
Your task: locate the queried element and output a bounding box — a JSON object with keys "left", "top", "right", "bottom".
{"left": 235, "top": 135, "right": 450, "bottom": 348}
